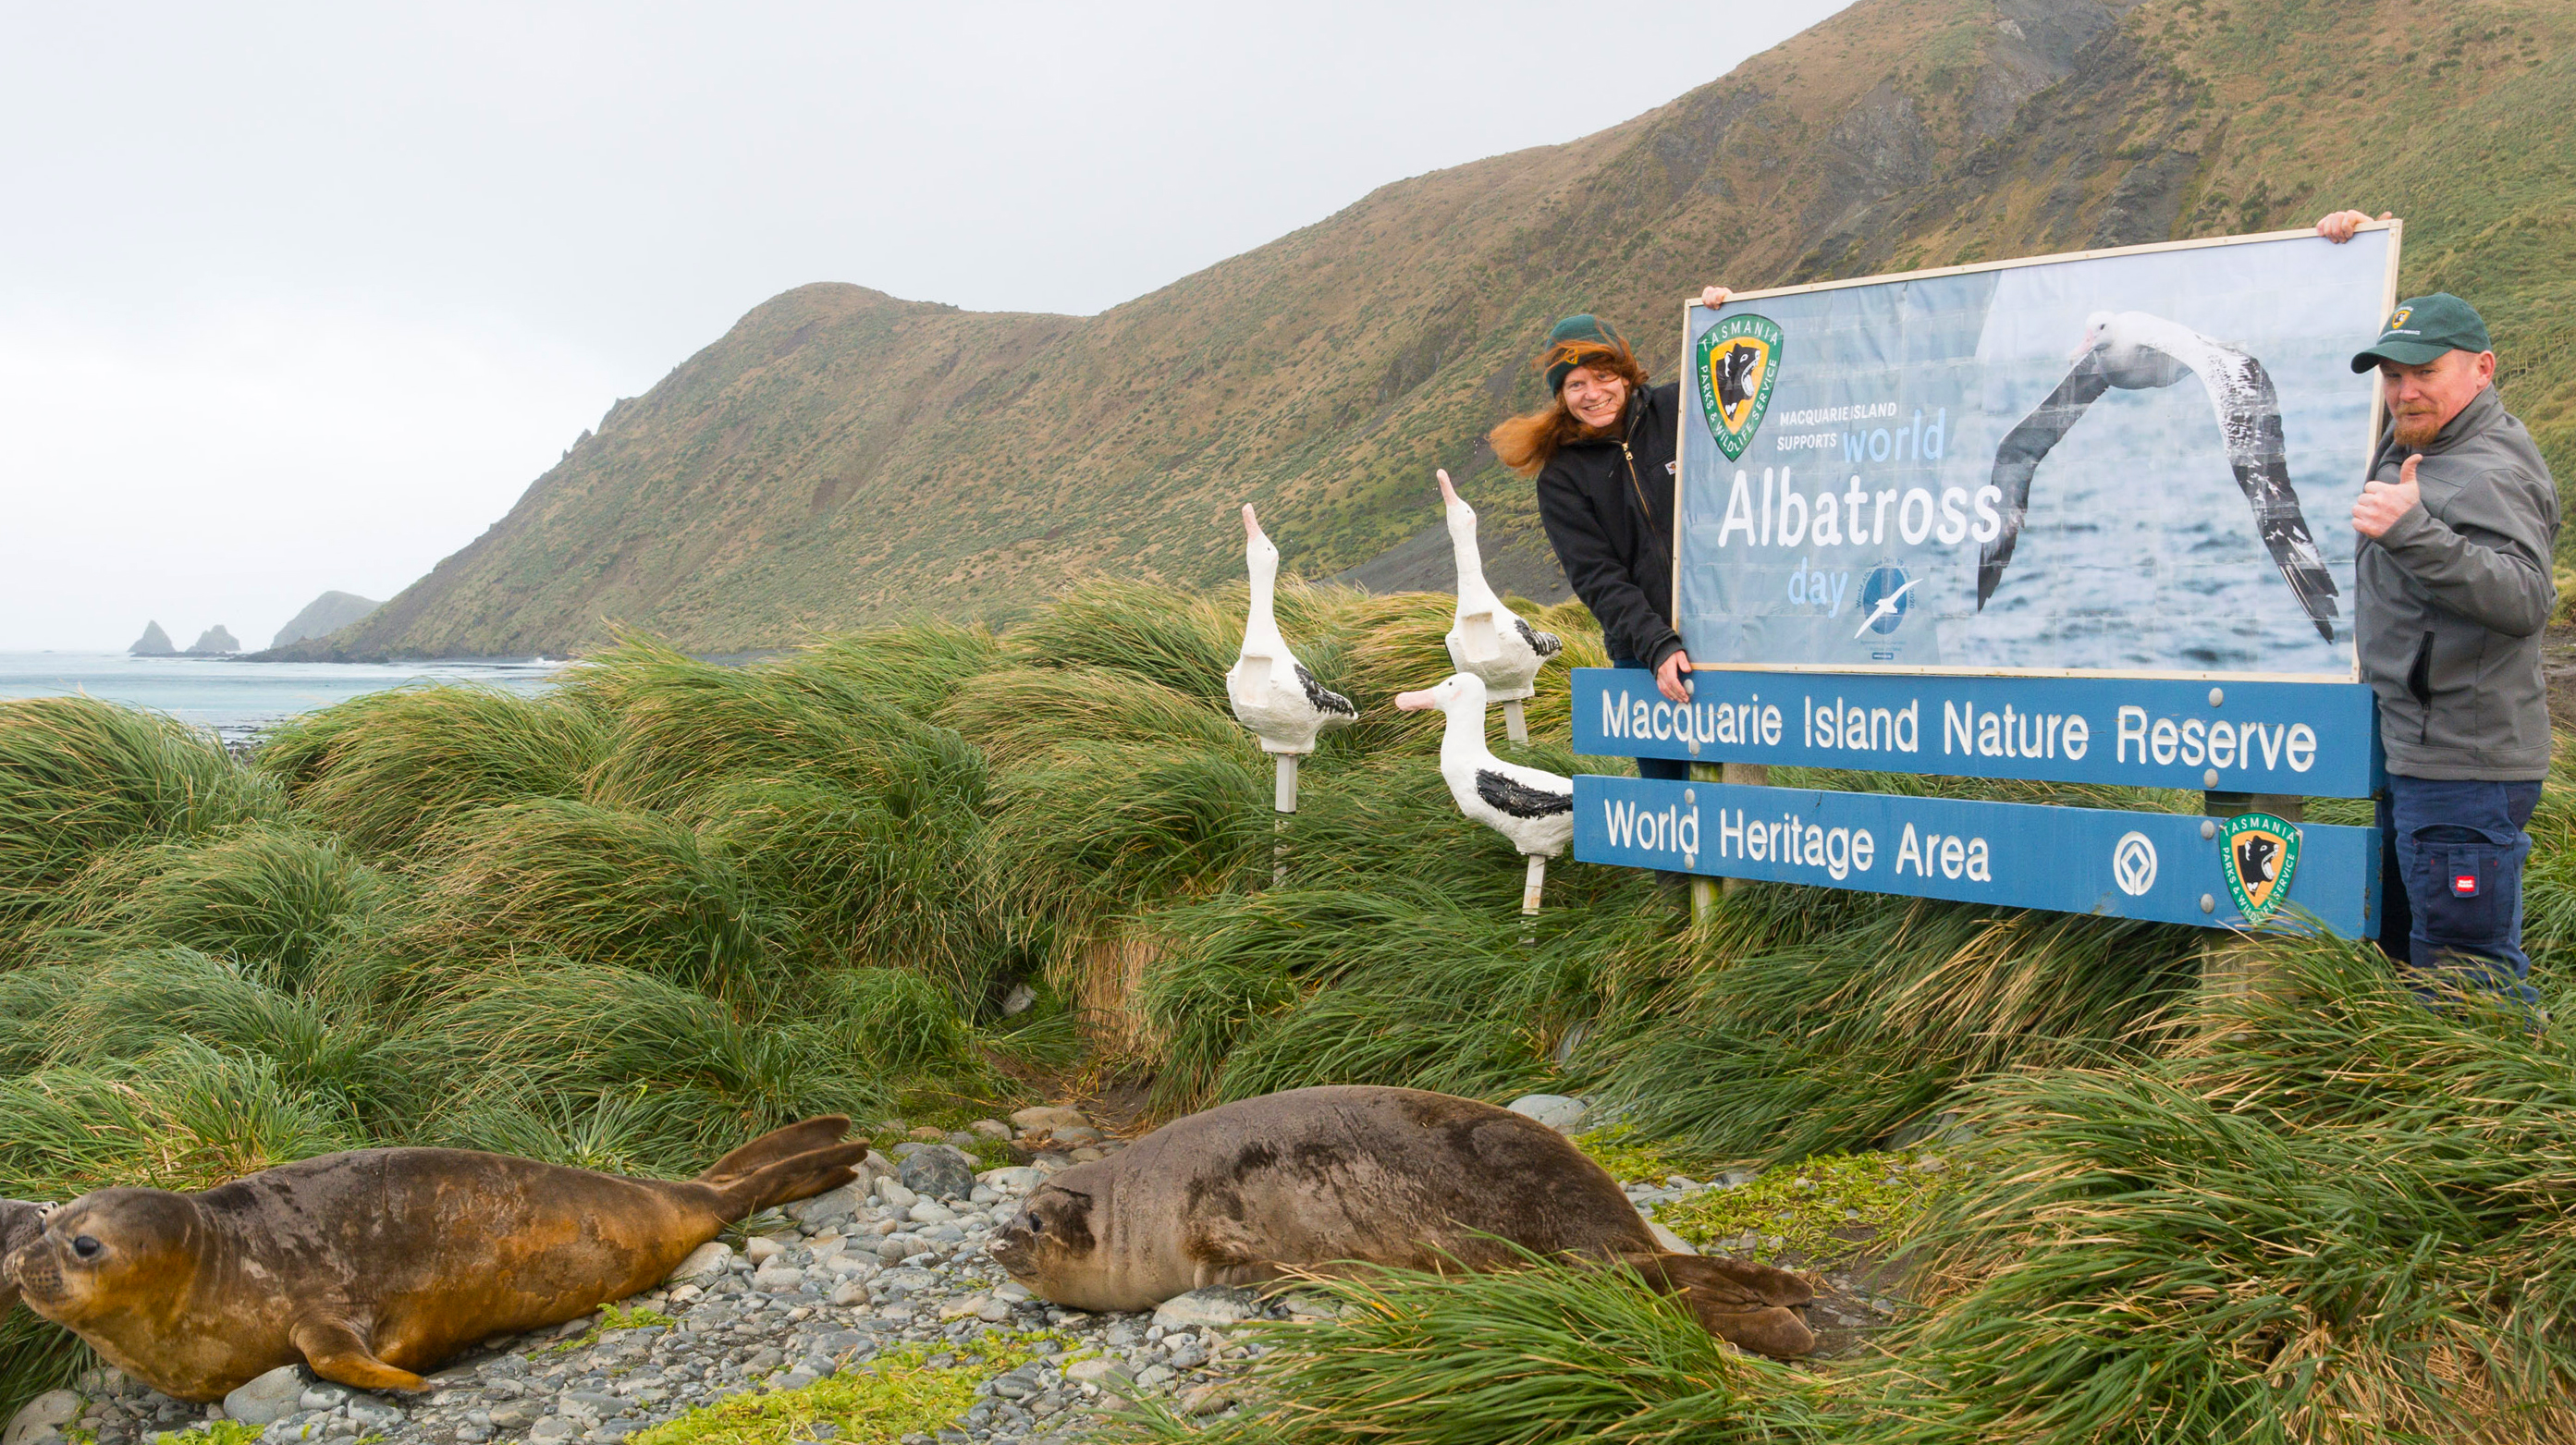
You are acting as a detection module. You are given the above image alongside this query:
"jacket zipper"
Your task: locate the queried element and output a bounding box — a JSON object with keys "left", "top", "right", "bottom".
{"left": 1619, "top": 401, "right": 1671, "bottom": 569}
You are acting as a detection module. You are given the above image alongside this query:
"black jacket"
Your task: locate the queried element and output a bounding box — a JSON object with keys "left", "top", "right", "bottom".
{"left": 1535, "top": 380, "right": 1684, "bottom": 669}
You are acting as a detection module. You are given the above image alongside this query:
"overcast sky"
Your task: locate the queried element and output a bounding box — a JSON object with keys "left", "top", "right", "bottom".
{"left": 1, "top": 1, "right": 1851, "bottom": 652}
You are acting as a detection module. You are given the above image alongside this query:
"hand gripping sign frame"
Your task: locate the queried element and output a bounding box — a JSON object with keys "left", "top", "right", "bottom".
{"left": 1570, "top": 223, "right": 2404, "bottom": 937}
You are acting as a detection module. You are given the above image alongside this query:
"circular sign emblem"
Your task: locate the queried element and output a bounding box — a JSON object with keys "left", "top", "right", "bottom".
{"left": 2112, "top": 831, "right": 2158, "bottom": 896}
{"left": 1856, "top": 563, "right": 1916, "bottom": 636}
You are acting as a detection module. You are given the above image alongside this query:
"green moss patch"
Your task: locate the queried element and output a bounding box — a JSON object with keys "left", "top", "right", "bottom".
{"left": 151, "top": 1422, "right": 264, "bottom": 1445}
{"left": 1570, "top": 1123, "right": 1710, "bottom": 1183}
{"left": 631, "top": 1333, "right": 1061, "bottom": 1445}
{"left": 543, "top": 1303, "right": 680, "bottom": 1355}
{"left": 1656, "top": 1150, "right": 1954, "bottom": 1267}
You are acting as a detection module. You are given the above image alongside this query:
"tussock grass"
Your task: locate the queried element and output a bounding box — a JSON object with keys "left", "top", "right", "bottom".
{"left": 255, "top": 684, "right": 603, "bottom": 856}
{"left": 683, "top": 777, "right": 995, "bottom": 990}
{"left": 394, "top": 962, "right": 884, "bottom": 1170}
{"left": 770, "top": 618, "right": 1000, "bottom": 718}
{"left": 35, "top": 949, "right": 395, "bottom": 1118}
{"left": 419, "top": 800, "right": 781, "bottom": 995}
{"left": 1099, "top": 1254, "right": 1828, "bottom": 1445}
{"left": 574, "top": 639, "right": 984, "bottom": 816}
{"left": 0, "top": 697, "right": 276, "bottom": 947}
{"left": 1589, "top": 900, "right": 2200, "bottom": 1163}
{"left": 1855, "top": 937, "right": 2576, "bottom": 1444}
{"left": 45, "top": 824, "right": 393, "bottom": 989}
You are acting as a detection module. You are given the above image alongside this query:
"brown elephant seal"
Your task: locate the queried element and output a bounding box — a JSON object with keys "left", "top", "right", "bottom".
{"left": 1, "top": 1116, "right": 869, "bottom": 1401}
{"left": 989, "top": 1085, "right": 1816, "bottom": 1358}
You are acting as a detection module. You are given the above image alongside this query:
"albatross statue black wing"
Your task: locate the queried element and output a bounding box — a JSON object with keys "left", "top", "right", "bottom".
{"left": 1979, "top": 310, "right": 2340, "bottom": 642}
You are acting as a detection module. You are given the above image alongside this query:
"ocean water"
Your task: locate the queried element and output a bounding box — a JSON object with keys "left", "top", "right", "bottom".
{"left": 0, "top": 653, "right": 561, "bottom": 745}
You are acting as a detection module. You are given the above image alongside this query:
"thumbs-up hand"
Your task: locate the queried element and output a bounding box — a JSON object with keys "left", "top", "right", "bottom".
{"left": 2353, "top": 453, "right": 2423, "bottom": 539}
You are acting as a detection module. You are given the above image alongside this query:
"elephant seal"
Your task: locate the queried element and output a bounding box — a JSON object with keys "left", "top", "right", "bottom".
{"left": 1, "top": 1199, "right": 45, "bottom": 1315}
{"left": 1, "top": 1116, "right": 870, "bottom": 1401}
{"left": 989, "top": 1085, "right": 1816, "bottom": 1357}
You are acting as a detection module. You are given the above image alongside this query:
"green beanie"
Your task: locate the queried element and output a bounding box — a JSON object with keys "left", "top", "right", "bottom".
{"left": 1542, "top": 314, "right": 1626, "bottom": 394}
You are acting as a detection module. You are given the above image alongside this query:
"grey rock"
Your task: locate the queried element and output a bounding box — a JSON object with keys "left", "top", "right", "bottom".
{"left": 1151, "top": 1288, "right": 1261, "bottom": 1330}
{"left": 1646, "top": 1220, "right": 1699, "bottom": 1255}
{"left": 669, "top": 1241, "right": 734, "bottom": 1282}
{"left": 487, "top": 1401, "right": 541, "bottom": 1430}
{"left": 343, "top": 1398, "right": 403, "bottom": 1431}
{"left": 751, "top": 1265, "right": 805, "bottom": 1292}
{"left": 899, "top": 1147, "right": 976, "bottom": 1201}
{"left": 785, "top": 1183, "right": 865, "bottom": 1229}
{"left": 3, "top": 1390, "right": 81, "bottom": 1445}
{"left": 1505, "top": 1094, "right": 1589, "bottom": 1132}
{"left": 526, "top": 1416, "right": 576, "bottom": 1444}
{"left": 1007, "top": 1107, "right": 1088, "bottom": 1134}
{"left": 978, "top": 1167, "right": 1044, "bottom": 1193}
{"left": 294, "top": 1386, "right": 350, "bottom": 1414}
{"left": 226, "top": 1367, "right": 316, "bottom": 1427}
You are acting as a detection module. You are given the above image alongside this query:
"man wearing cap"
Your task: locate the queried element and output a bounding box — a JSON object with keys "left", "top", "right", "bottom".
{"left": 2320, "top": 209, "right": 2558, "bottom": 1003}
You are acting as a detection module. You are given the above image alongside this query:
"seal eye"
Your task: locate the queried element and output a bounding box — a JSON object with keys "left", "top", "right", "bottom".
{"left": 71, "top": 1235, "right": 102, "bottom": 1259}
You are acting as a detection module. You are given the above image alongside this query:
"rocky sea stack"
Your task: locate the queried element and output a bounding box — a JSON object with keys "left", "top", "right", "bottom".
{"left": 183, "top": 626, "right": 239, "bottom": 655}
{"left": 127, "top": 621, "right": 176, "bottom": 656}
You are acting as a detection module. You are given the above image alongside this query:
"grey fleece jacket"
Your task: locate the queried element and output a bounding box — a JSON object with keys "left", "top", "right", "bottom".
{"left": 2356, "top": 386, "right": 2559, "bottom": 779}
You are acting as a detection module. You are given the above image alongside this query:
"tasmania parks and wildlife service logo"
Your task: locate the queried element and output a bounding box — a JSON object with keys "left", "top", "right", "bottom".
{"left": 1697, "top": 312, "right": 1784, "bottom": 461}
{"left": 2223, "top": 812, "right": 2301, "bottom": 922}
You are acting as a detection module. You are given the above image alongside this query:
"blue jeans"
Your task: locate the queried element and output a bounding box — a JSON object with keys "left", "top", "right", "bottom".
{"left": 2377, "top": 774, "right": 2543, "bottom": 1006}
{"left": 1610, "top": 656, "right": 1691, "bottom": 781}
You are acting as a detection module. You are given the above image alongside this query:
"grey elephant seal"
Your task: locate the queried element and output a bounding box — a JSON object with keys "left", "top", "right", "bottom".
{"left": 1, "top": 1117, "right": 869, "bottom": 1401}
{"left": 0, "top": 1199, "right": 44, "bottom": 1315}
{"left": 989, "top": 1085, "right": 1816, "bottom": 1357}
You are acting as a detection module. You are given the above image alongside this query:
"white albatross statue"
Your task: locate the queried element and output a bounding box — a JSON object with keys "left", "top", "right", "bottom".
{"left": 1396, "top": 671, "right": 1574, "bottom": 916}
{"left": 1227, "top": 505, "right": 1356, "bottom": 863}
{"left": 1980, "top": 310, "right": 2340, "bottom": 642}
{"left": 1437, "top": 469, "right": 1562, "bottom": 744}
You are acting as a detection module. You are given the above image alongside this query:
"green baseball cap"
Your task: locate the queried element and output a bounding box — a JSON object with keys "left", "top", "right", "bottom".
{"left": 1541, "top": 313, "right": 1627, "bottom": 393}
{"left": 2350, "top": 292, "right": 2492, "bottom": 373}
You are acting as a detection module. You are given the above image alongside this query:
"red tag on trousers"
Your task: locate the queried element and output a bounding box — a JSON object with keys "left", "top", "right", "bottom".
{"left": 2453, "top": 873, "right": 2478, "bottom": 896}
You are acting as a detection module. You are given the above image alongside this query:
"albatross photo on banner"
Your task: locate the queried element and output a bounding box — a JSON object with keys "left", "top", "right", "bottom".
{"left": 1979, "top": 310, "right": 2341, "bottom": 642}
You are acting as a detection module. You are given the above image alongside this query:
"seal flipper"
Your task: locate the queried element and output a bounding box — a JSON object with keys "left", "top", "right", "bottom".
{"left": 707, "top": 1142, "right": 872, "bottom": 1221}
{"left": 697, "top": 1116, "right": 853, "bottom": 1187}
{"left": 291, "top": 1316, "right": 427, "bottom": 1393}
{"left": 1618, "top": 1251, "right": 1818, "bottom": 1359}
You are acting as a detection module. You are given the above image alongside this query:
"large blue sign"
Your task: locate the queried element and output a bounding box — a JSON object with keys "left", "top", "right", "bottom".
{"left": 1571, "top": 667, "right": 2382, "bottom": 798}
{"left": 1573, "top": 776, "right": 2378, "bottom": 937}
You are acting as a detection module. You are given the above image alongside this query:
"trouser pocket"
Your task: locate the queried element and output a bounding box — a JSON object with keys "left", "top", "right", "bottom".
{"left": 2409, "top": 833, "right": 2518, "bottom": 946}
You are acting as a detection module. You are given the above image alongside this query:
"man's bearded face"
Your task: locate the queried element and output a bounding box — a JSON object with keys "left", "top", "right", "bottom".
{"left": 2382, "top": 349, "right": 2495, "bottom": 448}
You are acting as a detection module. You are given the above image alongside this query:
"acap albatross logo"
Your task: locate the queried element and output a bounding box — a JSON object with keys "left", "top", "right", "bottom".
{"left": 1697, "top": 312, "right": 1783, "bottom": 461}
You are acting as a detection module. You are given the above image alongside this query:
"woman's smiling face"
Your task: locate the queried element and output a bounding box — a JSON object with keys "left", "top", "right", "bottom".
{"left": 1561, "top": 364, "right": 1628, "bottom": 430}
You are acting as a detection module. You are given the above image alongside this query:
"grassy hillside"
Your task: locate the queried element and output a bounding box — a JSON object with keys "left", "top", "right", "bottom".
{"left": 304, "top": 0, "right": 2576, "bottom": 660}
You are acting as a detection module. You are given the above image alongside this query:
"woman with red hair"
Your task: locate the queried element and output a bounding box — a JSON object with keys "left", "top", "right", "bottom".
{"left": 1494, "top": 287, "right": 1729, "bottom": 780}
